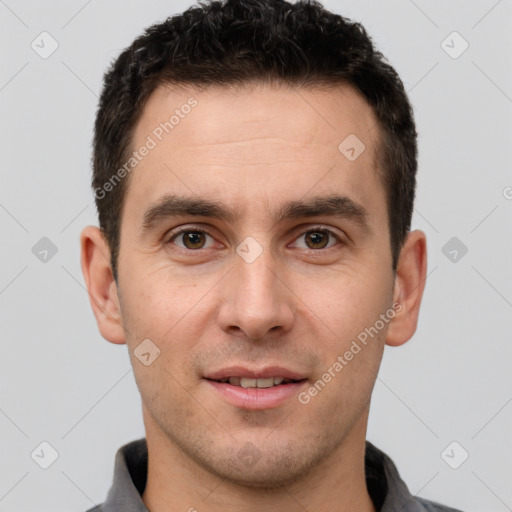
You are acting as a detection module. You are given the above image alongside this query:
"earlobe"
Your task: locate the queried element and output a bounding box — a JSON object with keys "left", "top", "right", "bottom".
{"left": 80, "top": 225, "right": 126, "bottom": 345}
{"left": 385, "top": 230, "right": 427, "bottom": 347}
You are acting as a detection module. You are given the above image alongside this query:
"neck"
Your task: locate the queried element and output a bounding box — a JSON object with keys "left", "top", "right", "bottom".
{"left": 141, "top": 411, "right": 376, "bottom": 512}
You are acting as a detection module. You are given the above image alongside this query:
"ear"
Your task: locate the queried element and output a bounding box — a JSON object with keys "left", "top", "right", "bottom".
{"left": 385, "top": 230, "right": 427, "bottom": 347}
{"left": 80, "top": 225, "right": 126, "bottom": 344}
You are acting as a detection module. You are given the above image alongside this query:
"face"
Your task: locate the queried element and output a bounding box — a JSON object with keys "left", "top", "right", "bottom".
{"left": 115, "top": 83, "right": 396, "bottom": 487}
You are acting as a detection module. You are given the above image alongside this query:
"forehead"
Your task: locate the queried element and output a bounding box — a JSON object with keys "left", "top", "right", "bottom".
{"left": 124, "top": 82, "right": 383, "bottom": 225}
{"left": 137, "top": 81, "right": 378, "bottom": 150}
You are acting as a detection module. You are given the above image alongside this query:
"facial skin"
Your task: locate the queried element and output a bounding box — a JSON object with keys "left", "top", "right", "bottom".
{"left": 81, "top": 82, "right": 427, "bottom": 512}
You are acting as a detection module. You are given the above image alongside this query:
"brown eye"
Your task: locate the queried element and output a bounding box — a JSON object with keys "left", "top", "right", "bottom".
{"left": 181, "top": 232, "right": 206, "bottom": 249}
{"left": 169, "top": 229, "right": 215, "bottom": 250}
{"left": 304, "top": 231, "right": 330, "bottom": 249}
{"left": 289, "top": 227, "right": 343, "bottom": 252}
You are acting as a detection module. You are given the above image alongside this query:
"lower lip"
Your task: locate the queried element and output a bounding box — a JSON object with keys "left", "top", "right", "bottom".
{"left": 204, "top": 379, "right": 307, "bottom": 410}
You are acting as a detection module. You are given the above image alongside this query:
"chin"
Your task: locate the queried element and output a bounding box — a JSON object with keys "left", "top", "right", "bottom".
{"left": 205, "top": 442, "right": 329, "bottom": 490}
{"left": 222, "top": 461, "right": 311, "bottom": 489}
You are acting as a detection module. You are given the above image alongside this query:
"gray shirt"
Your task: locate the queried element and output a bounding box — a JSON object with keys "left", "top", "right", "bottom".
{"left": 86, "top": 438, "right": 462, "bottom": 512}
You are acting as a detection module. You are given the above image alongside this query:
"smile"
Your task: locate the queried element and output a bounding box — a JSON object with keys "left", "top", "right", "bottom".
{"left": 211, "top": 376, "right": 302, "bottom": 388}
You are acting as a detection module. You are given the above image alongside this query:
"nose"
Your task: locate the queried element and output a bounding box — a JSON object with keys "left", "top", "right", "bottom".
{"left": 217, "top": 248, "right": 295, "bottom": 341}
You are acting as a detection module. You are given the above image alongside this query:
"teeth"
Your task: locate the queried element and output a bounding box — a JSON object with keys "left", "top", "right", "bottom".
{"left": 240, "top": 378, "right": 257, "bottom": 388}
{"left": 221, "top": 377, "right": 296, "bottom": 388}
{"left": 256, "top": 378, "right": 274, "bottom": 388}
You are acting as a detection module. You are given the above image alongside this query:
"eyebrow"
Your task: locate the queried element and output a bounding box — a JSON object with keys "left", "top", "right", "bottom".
{"left": 141, "top": 194, "right": 370, "bottom": 232}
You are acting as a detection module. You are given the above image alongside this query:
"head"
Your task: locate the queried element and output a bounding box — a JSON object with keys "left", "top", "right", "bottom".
{"left": 82, "top": 0, "right": 426, "bottom": 489}
{"left": 92, "top": 0, "right": 418, "bottom": 282}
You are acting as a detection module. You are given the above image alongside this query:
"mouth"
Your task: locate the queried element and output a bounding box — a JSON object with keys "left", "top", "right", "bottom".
{"left": 206, "top": 376, "right": 305, "bottom": 388}
{"left": 203, "top": 366, "right": 308, "bottom": 410}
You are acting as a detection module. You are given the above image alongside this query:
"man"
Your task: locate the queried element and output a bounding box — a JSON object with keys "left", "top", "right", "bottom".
{"left": 80, "top": 0, "right": 461, "bottom": 510}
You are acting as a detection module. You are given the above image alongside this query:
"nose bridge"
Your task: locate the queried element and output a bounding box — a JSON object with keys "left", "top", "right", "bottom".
{"left": 238, "top": 248, "right": 279, "bottom": 305}
{"left": 219, "top": 241, "right": 294, "bottom": 339}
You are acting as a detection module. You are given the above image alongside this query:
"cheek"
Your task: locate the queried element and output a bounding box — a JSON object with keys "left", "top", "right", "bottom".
{"left": 302, "top": 313, "right": 386, "bottom": 423}
{"left": 119, "top": 269, "right": 209, "bottom": 338}
{"left": 299, "top": 267, "right": 393, "bottom": 351}
{"left": 119, "top": 273, "right": 216, "bottom": 396}
{"left": 134, "top": 357, "right": 205, "bottom": 442}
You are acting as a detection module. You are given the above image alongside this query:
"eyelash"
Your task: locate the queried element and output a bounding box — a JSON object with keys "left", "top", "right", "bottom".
{"left": 165, "top": 226, "right": 343, "bottom": 252}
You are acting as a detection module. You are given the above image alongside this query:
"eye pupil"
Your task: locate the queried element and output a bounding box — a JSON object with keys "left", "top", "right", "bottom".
{"left": 306, "top": 231, "right": 328, "bottom": 249}
{"left": 183, "top": 232, "right": 205, "bottom": 249}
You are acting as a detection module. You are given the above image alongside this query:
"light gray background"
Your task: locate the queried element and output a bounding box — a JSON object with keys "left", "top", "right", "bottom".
{"left": 0, "top": 1, "right": 511, "bottom": 511}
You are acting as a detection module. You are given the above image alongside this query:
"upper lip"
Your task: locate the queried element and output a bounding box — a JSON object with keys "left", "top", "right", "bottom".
{"left": 204, "top": 366, "right": 307, "bottom": 381}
